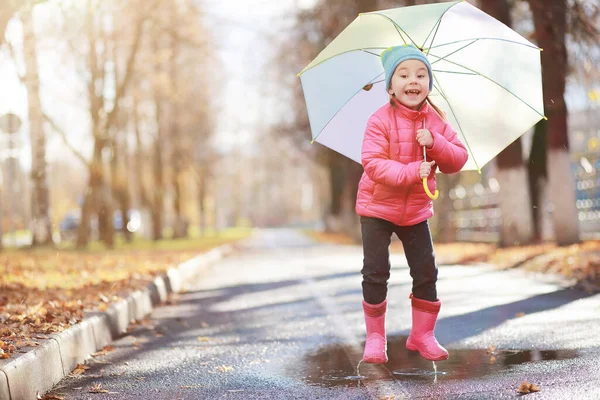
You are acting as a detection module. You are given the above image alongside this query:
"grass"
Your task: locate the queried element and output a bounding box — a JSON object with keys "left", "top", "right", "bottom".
{"left": 0, "top": 227, "right": 253, "bottom": 358}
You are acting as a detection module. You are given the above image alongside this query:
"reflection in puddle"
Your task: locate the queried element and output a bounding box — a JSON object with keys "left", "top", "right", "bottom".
{"left": 294, "top": 336, "right": 578, "bottom": 387}
{"left": 392, "top": 368, "right": 447, "bottom": 376}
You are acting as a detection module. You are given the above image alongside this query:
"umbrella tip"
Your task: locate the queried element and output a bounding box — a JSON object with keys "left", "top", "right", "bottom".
{"left": 539, "top": 47, "right": 544, "bottom": 51}
{"left": 477, "top": 168, "right": 481, "bottom": 174}
{"left": 310, "top": 139, "right": 315, "bottom": 144}
{"left": 543, "top": 116, "right": 548, "bottom": 120}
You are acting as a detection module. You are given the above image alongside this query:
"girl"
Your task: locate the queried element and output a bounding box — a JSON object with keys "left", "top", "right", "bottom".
{"left": 356, "top": 44, "right": 468, "bottom": 363}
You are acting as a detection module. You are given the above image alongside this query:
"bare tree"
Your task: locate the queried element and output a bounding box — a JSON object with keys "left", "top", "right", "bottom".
{"left": 529, "top": 0, "right": 579, "bottom": 246}
{"left": 0, "top": 1, "right": 17, "bottom": 44}
{"left": 479, "top": 0, "right": 534, "bottom": 247}
{"left": 19, "top": 4, "right": 54, "bottom": 247}
{"left": 168, "top": 2, "right": 187, "bottom": 238}
{"left": 69, "top": 0, "right": 150, "bottom": 248}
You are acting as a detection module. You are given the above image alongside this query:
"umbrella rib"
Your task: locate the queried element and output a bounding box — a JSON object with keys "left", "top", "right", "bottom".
{"left": 361, "top": 49, "right": 381, "bottom": 57}
{"left": 430, "top": 37, "right": 540, "bottom": 51}
{"left": 431, "top": 74, "right": 482, "bottom": 173}
{"left": 422, "top": 0, "right": 462, "bottom": 53}
{"left": 428, "top": 53, "right": 546, "bottom": 120}
{"left": 423, "top": 19, "right": 442, "bottom": 54}
{"left": 363, "top": 12, "right": 414, "bottom": 46}
{"left": 432, "top": 70, "right": 478, "bottom": 75}
{"left": 309, "top": 73, "right": 385, "bottom": 145}
{"left": 298, "top": 47, "right": 391, "bottom": 76}
{"left": 429, "top": 40, "right": 478, "bottom": 65}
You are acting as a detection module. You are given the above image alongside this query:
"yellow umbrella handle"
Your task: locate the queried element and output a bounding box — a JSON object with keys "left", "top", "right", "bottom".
{"left": 423, "top": 177, "right": 439, "bottom": 199}
{"left": 421, "top": 120, "right": 439, "bottom": 200}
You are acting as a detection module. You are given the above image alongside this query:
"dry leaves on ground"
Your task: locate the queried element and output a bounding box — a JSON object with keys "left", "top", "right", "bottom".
{"left": 71, "top": 363, "right": 90, "bottom": 376}
{"left": 89, "top": 383, "right": 109, "bottom": 393}
{"left": 310, "top": 231, "right": 600, "bottom": 290}
{"left": 38, "top": 394, "right": 64, "bottom": 400}
{"left": 517, "top": 381, "right": 541, "bottom": 394}
{"left": 0, "top": 231, "right": 248, "bottom": 360}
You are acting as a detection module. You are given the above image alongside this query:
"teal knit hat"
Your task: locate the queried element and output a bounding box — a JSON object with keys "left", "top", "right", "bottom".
{"left": 381, "top": 45, "right": 433, "bottom": 92}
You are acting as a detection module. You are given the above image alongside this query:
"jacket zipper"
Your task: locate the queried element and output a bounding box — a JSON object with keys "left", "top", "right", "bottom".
{"left": 399, "top": 119, "right": 418, "bottom": 225}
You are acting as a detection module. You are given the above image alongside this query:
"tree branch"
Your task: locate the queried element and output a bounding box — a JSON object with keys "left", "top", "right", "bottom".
{"left": 43, "top": 113, "right": 89, "bottom": 167}
{"left": 103, "top": 1, "right": 156, "bottom": 132}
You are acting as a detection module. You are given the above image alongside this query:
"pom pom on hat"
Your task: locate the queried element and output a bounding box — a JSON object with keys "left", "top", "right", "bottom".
{"left": 381, "top": 44, "right": 433, "bottom": 92}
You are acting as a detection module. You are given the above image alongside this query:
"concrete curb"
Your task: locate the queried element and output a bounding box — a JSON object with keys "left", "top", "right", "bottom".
{"left": 0, "top": 244, "right": 233, "bottom": 400}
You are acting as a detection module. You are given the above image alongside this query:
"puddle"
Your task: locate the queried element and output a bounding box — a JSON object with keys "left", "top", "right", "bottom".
{"left": 293, "top": 336, "right": 578, "bottom": 387}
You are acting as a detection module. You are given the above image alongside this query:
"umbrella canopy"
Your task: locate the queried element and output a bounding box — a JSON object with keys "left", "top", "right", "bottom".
{"left": 298, "top": 0, "right": 545, "bottom": 172}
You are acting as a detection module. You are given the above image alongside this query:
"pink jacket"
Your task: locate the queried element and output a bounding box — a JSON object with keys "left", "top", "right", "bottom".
{"left": 355, "top": 99, "right": 468, "bottom": 226}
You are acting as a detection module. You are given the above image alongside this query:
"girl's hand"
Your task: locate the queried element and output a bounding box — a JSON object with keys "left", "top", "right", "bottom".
{"left": 416, "top": 129, "right": 434, "bottom": 148}
{"left": 419, "top": 160, "right": 436, "bottom": 179}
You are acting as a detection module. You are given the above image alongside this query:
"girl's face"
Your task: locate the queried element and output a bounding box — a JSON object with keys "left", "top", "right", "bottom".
{"left": 388, "top": 59, "right": 430, "bottom": 110}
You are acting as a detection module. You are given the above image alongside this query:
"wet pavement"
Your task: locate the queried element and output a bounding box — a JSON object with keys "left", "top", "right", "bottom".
{"left": 47, "top": 229, "right": 600, "bottom": 399}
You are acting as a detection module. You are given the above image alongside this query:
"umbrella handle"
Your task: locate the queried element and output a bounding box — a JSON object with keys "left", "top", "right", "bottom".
{"left": 421, "top": 121, "right": 439, "bottom": 200}
{"left": 423, "top": 177, "right": 439, "bottom": 200}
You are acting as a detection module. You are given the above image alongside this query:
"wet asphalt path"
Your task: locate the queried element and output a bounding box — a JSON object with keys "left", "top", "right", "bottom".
{"left": 48, "top": 229, "right": 600, "bottom": 399}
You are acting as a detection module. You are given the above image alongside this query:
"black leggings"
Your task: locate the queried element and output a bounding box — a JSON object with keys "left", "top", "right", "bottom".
{"left": 360, "top": 216, "right": 438, "bottom": 304}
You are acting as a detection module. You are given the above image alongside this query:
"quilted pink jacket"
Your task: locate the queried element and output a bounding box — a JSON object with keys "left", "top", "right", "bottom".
{"left": 355, "top": 98, "right": 468, "bottom": 226}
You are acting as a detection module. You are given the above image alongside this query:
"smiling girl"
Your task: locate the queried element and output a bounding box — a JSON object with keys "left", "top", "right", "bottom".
{"left": 355, "top": 45, "right": 468, "bottom": 364}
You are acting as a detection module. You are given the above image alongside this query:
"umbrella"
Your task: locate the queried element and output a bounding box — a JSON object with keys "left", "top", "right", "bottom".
{"left": 297, "top": 0, "right": 545, "bottom": 198}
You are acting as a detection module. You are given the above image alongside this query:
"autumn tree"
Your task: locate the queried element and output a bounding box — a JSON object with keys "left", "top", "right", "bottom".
{"left": 529, "top": 0, "right": 579, "bottom": 245}
{"left": 478, "top": 0, "right": 534, "bottom": 247}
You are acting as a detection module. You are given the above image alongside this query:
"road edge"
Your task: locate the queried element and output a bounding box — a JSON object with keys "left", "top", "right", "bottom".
{"left": 0, "top": 244, "right": 234, "bottom": 400}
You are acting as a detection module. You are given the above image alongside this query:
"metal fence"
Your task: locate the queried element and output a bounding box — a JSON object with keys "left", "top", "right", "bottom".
{"left": 449, "top": 153, "right": 600, "bottom": 242}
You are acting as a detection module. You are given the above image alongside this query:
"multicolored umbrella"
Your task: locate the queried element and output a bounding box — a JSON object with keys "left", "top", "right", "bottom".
{"left": 298, "top": 0, "right": 545, "bottom": 198}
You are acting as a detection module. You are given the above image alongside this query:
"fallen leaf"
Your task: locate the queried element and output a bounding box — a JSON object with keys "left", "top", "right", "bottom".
{"left": 71, "top": 363, "right": 90, "bottom": 375}
{"left": 517, "top": 382, "right": 531, "bottom": 393}
{"left": 91, "top": 345, "right": 114, "bottom": 357}
{"left": 486, "top": 345, "right": 496, "bottom": 354}
{"left": 517, "top": 381, "right": 541, "bottom": 394}
{"left": 181, "top": 384, "right": 203, "bottom": 389}
{"left": 89, "top": 383, "right": 109, "bottom": 393}
{"left": 215, "top": 365, "right": 233, "bottom": 373}
{"left": 197, "top": 337, "right": 210, "bottom": 342}
{"left": 515, "top": 312, "right": 526, "bottom": 318}
{"left": 489, "top": 355, "right": 497, "bottom": 364}
{"left": 38, "top": 394, "right": 65, "bottom": 400}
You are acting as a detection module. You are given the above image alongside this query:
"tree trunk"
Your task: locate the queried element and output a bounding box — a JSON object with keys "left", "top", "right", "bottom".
{"left": 528, "top": 120, "right": 547, "bottom": 241}
{"left": 134, "top": 100, "right": 150, "bottom": 210}
{"left": 111, "top": 136, "right": 132, "bottom": 242}
{"left": 151, "top": 34, "right": 164, "bottom": 241}
{"left": 325, "top": 152, "right": 346, "bottom": 233}
{"left": 435, "top": 173, "right": 461, "bottom": 243}
{"left": 197, "top": 167, "right": 207, "bottom": 236}
{"left": 21, "top": 7, "right": 54, "bottom": 247}
{"left": 76, "top": 142, "right": 103, "bottom": 248}
{"left": 343, "top": 159, "right": 363, "bottom": 242}
{"left": 0, "top": 5, "right": 15, "bottom": 46}
{"left": 169, "top": 6, "right": 186, "bottom": 239}
{"left": 152, "top": 117, "right": 164, "bottom": 241}
{"left": 529, "top": 0, "right": 580, "bottom": 246}
{"left": 480, "top": 0, "right": 533, "bottom": 247}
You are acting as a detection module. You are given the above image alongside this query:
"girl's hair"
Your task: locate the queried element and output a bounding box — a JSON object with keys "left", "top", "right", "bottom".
{"left": 426, "top": 96, "right": 447, "bottom": 122}
{"left": 389, "top": 94, "right": 447, "bottom": 122}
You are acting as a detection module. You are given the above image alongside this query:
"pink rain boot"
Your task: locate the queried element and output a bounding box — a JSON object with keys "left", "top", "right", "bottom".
{"left": 362, "top": 299, "right": 388, "bottom": 363}
{"left": 406, "top": 294, "right": 449, "bottom": 361}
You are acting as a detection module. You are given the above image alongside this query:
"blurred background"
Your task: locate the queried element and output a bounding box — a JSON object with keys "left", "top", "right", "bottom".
{"left": 0, "top": 0, "right": 598, "bottom": 250}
